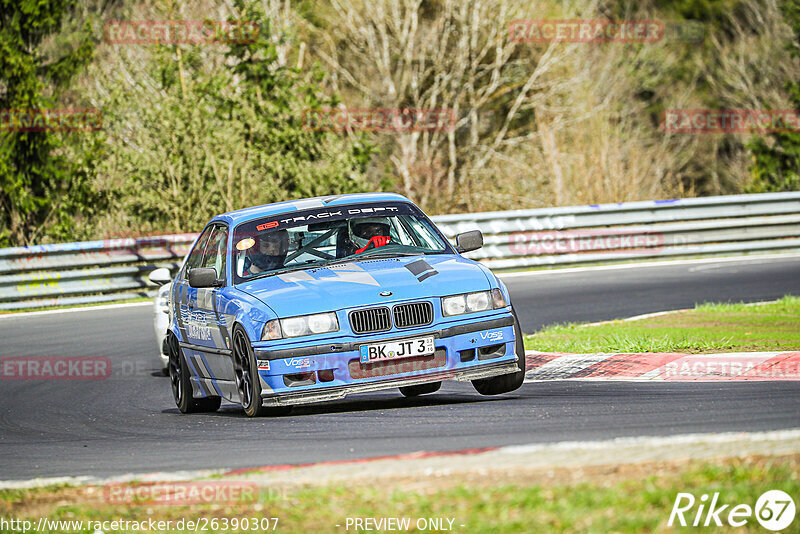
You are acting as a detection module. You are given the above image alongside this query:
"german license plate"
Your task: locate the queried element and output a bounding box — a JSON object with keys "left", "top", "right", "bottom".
{"left": 359, "top": 336, "right": 435, "bottom": 363}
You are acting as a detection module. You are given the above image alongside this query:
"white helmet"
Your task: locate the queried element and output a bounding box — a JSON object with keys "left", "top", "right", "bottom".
{"left": 348, "top": 217, "right": 391, "bottom": 252}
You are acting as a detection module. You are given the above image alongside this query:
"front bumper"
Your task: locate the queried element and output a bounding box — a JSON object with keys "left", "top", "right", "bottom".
{"left": 259, "top": 359, "right": 519, "bottom": 406}
{"left": 253, "top": 313, "right": 518, "bottom": 406}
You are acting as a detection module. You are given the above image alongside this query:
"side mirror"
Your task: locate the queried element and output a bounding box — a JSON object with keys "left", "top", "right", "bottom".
{"left": 188, "top": 267, "right": 221, "bottom": 288}
{"left": 455, "top": 230, "right": 483, "bottom": 253}
{"left": 148, "top": 267, "right": 173, "bottom": 286}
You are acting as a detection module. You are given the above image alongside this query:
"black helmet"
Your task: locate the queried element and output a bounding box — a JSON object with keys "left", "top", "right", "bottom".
{"left": 251, "top": 229, "right": 289, "bottom": 271}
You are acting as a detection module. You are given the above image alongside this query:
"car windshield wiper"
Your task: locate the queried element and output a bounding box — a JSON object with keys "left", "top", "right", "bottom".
{"left": 247, "top": 261, "right": 326, "bottom": 281}
{"left": 321, "top": 252, "right": 422, "bottom": 267}
{"left": 356, "top": 251, "right": 422, "bottom": 259}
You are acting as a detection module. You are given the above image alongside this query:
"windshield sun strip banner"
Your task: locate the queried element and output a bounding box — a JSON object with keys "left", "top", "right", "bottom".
{"left": 230, "top": 202, "right": 454, "bottom": 284}
{"left": 235, "top": 202, "right": 417, "bottom": 237}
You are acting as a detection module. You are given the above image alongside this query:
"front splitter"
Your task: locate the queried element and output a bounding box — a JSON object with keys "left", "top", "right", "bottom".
{"left": 259, "top": 359, "right": 520, "bottom": 406}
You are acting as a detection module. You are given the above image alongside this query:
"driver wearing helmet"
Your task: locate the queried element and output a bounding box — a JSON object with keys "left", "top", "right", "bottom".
{"left": 245, "top": 229, "right": 289, "bottom": 275}
{"left": 348, "top": 217, "right": 392, "bottom": 254}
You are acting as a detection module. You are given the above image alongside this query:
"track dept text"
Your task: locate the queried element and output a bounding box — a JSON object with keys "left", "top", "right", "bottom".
{"left": 277, "top": 206, "right": 399, "bottom": 225}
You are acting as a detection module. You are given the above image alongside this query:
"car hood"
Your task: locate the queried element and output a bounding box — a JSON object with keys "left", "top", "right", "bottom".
{"left": 236, "top": 255, "right": 492, "bottom": 317}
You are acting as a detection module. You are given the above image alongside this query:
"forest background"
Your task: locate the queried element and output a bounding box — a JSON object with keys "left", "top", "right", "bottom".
{"left": 1, "top": 0, "right": 799, "bottom": 246}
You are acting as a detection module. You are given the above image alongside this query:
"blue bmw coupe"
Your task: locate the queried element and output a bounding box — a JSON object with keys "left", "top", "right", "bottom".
{"left": 156, "top": 193, "right": 525, "bottom": 416}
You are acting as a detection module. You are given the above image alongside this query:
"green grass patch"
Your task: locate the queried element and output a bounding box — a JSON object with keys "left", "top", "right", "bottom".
{"left": 0, "top": 456, "right": 797, "bottom": 533}
{"left": 525, "top": 295, "right": 800, "bottom": 353}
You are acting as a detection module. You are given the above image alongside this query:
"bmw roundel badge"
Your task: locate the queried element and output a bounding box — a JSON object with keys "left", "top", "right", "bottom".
{"left": 380, "top": 291, "right": 393, "bottom": 297}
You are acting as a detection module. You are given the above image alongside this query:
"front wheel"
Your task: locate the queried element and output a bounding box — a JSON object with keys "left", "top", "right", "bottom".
{"left": 232, "top": 325, "right": 291, "bottom": 417}
{"left": 167, "top": 332, "right": 221, "bottom": 413}
{"left": 472, "top": 307, "right": 527, "bottom": 396}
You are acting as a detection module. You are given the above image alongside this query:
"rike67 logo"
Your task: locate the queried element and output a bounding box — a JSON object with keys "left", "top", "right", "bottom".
{"left": 669, "top": 490, "right": 795, "bottom": 530}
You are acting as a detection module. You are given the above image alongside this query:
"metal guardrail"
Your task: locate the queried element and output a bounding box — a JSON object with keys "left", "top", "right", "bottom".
{"left": 0, "top": 235, "right": 195, "bottom": 310}
{"left": 1, "top": 192, "right": 799, "bottom": 310}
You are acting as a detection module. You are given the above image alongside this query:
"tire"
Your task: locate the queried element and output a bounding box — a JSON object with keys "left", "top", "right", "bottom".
{"left": 399, "top": 381, "right": 441, "bottom": 397}
{"left": 472, "top": 307, "right": 527, "bottom": 395}
{"left": 232, "top": 325, "right": 292, "bottom": 417}
{"left": 167, "top": 332, "right": 221, "bottom": 413}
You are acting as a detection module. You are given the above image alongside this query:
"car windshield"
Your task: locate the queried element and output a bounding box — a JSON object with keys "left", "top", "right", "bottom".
{"left": 231, "top": 201, "right": 451, "bottom": 284}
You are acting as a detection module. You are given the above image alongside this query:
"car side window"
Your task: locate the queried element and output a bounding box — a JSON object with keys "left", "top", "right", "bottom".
{"left": 200, "top": 226, "right": 228, "bottom": 282}
{"left": 183, "top": 226, "right": 214, "bottom": 277}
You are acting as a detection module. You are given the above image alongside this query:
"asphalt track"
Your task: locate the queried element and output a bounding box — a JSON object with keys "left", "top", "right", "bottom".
{"left": 1, "top": 255, "right": 799, "bottom": 480}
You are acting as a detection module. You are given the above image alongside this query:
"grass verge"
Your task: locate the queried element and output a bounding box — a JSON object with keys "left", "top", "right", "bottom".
{"left": 0, "top": 455, "right": 796, "bottom": 533}
{"left": 524, "top": 296, "right": 800, "bottom": 353}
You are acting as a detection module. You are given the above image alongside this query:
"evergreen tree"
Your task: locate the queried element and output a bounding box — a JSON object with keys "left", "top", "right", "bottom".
{"left": 746, "top": 0, "right": 800, "bottom": 193}
{"left": 0, "top": 0, "right": 98, "bottom": 245}
{"left": 101, "top": 2, "right": 373, "bottom": 234}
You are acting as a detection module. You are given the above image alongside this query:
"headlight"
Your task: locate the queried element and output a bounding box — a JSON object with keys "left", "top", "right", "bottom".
{"left": 442, "top": 289, "right": 507, "bottom": 317}
{"left": 261, "top": 312, "right": 339, "bottom": 340}
{"left": 308, "top": 313, "right": 336, "bottom": 333}
{"left": 466, "top": 291, "right": 490, "bottom": 311}
{"left": 442, "top": 294, "right": 467, "bottom": 316}
{"left": 282, "top": 317, "right": 307, "bottom": 337}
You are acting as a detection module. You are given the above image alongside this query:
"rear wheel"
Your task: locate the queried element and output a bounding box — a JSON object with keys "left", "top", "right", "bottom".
{"left": 232, "top": 325, "right": 291, "bottom": 417}
{"left": 472, "top": 307, "right": 526, "bottom": 395}
{"left": 399, "top": 381, "right": 441, "bottom": 397}
{"left": 167, "top": 332, "right": 221, "bottom": 413}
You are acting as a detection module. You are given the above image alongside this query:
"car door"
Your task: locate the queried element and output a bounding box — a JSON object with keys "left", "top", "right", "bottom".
{"left": 191, "top": 225, "right": 237, "bottom": 387}
{"left": 173, "top": 225, "right": 213, "bottom": 347}
{"left": 173, "top": 225, "right": 233, "bottom": 395}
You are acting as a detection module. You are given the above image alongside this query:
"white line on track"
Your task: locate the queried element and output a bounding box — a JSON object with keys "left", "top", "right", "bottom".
{"left": 2, "top": 429, "right": 797, "bottom": 489}
{"left": 583, "top": 309, "right": 692, "bottom": 326}
{"left": 496, "top": 252, "right": 800, "bottom": 279}
{"left": 499, "top": 428, "right": 800, "bottom": 454}
{"left": 581, "top": 299, "right": 780, "bottom": 326}
{"left": 0, "top": 301, "right": 152, "bottom": 320}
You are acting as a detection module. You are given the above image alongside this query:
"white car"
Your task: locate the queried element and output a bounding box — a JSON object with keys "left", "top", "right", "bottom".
{"left": 152, "top": 279, "right": 172, "bottom": 375}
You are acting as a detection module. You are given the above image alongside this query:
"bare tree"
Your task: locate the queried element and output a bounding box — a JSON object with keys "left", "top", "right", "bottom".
{"left": 313, "top": 0, "right": 604, "bottom": 212}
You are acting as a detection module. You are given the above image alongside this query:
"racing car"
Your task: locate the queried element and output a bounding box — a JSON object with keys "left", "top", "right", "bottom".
{"left": 148, "top": 193, "right": 526, "bottom": 416}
